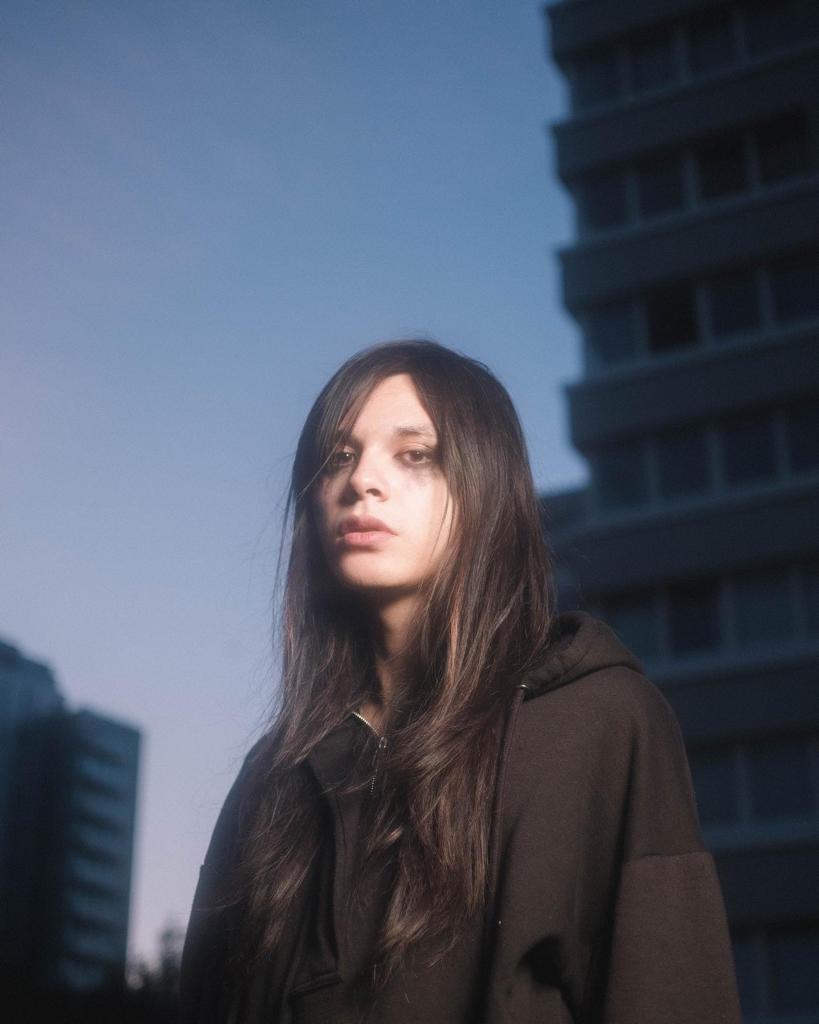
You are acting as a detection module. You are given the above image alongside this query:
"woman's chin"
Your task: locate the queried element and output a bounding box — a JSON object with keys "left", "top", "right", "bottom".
{"left": 338, "top": 574, "right": 420, "bottom": 600}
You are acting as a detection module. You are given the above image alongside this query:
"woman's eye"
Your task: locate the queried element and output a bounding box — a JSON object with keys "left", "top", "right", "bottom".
{"left": 325, "top": 448, "right": 435, "bottom": 472}
{"left": 327, "top": 450, "right": 354, "bottom": 470}
{"left": 402, "top": 449, "right": 434, "bottom": 465}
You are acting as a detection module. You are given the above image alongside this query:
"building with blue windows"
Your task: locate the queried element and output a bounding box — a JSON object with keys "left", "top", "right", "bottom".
{"left": 0, "top": 639, "right": 140, "bottom": 992}
{"left": 541, "top": 1, "right": 819, "bottom": 1018}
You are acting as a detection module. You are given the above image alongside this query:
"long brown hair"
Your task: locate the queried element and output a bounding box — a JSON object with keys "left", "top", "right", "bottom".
{"left": 225, "top": 339, "right": 558, "bottom": 1006}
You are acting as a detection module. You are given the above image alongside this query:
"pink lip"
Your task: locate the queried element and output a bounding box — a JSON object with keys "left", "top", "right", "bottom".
{"left": 338, "top": 514, "right": 396, "bottom": 538}
{"left": 338, "top": 529, "right": 394, "bottom": 548}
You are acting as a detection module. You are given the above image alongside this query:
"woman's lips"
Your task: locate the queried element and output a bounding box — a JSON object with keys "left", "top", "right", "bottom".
{"left": 337, "top": 530, "right": 395, "bottom": 547}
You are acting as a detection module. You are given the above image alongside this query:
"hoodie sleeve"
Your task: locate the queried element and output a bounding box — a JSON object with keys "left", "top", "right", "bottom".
{"left": 178, "top": 736, "right": 267, "bottom": 1023}
{"left": 596, "top": 850, "right": 739, "bottom": 1023}
{"left": 583, "top": 673, "right": 741, "bottom": 1024}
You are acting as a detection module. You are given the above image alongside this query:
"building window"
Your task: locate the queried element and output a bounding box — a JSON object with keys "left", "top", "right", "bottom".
{"left": 667, "top": 578, "right": 721, "bottom": 655}
{"left": 784, "top": 396, "right": 819, "bottom": 474}
{"left": 744, "top": 0, "right": 817, "bottom": 58}
{"left": 688, "top": 747, "right": 739, "bottom": 824}
{"left": 801, "top": 560, "right": 819, "bottom": 635}
{"left": 645, "top": 283, "right": 698, "bottom": 353}
{"left": 572, "top": 47, "right": 621, "bottom": 110}
{"left": 756, "top": 110, "right": 810, "bottom": 184}
{"left": 769, "top": 923, "right": 819, "bottom": 1013}
{"left": 769, "top": 250, "right": 819, "bottom": 323}
{"left": 731, "top": 932, "right": 762, "bottom": 1017}
{"left": 707, "top": 267, "right": 761, "bottom": 338}
{"left": 630, "top": 26, "right": 677, "bottom": 93}
{"left": 594, "top": 442, "right": 648, "bottom": 510}
{"left": 585, "top": 300, "right": 638, "bottom": 367}
{"left": 747, "top": 734, "right": 814, "bottom": 820}
{"left": 733, "top": 923, "right": 819, "bottom": 1017}
{"left": 656, "top": 424, "right": 710, "bottom": 498}
{"left": 732, "top": 567, "right": 794, "bottom": 647}
{"left": 636, "top": 150, "right": 685, "bottom": 217}
{"left": 578, "top": 168, "right": 628, "bottom": 231}
{"left": 696, "top": 134, "right": 747, "bottom": 200}
{"left": 604, "top": 590, "right": 660, "bottom": 660}
{"left": 720, "top": 409, "right": 777, "bottom": 484}
{"left": 686, "top": 6, "right": 737, "bottom": 75}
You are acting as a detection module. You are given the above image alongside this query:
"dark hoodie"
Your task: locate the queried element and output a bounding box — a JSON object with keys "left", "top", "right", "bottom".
{"left": 179, "top": 611, "right": 741, "bottom": 1023}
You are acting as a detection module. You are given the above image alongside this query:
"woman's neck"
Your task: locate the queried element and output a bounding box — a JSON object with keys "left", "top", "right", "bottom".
{"left": 366, "top": 591, "right": 420, "bottom": 722}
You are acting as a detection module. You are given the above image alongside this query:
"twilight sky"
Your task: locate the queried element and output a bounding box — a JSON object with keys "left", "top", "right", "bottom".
{"left": 1, "top": 0, "right": 586, "bottom": 964}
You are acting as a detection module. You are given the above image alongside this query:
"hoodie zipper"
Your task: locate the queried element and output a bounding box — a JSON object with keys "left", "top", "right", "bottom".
{"left": 351, "top": 710, "right": 388, "bottom": 793}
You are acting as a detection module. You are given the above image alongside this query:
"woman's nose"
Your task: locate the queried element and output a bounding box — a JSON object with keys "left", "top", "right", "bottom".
{"left": 346, "top": 451, "right": 388, "bottom": 498}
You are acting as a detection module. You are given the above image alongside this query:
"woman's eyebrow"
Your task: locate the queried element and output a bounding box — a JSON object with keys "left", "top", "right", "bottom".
{"left": 333, "top": 424, "right": 437, "bottom": 441}
{"left": 392, "top": 424, "right": 436, "bottom": 439}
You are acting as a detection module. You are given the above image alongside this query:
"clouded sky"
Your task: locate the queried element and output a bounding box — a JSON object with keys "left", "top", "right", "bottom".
{"left": 2, "top": 0, "right": 585, "bottom": 964}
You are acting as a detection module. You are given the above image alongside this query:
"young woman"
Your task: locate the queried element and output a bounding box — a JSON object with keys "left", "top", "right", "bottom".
{"left": 179, "top": 339, "right": 741, "bottom": 1023}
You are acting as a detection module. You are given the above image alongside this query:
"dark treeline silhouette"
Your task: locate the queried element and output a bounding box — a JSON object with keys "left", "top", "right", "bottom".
{"left": 2, "top": 955, "right": 180, "bottom": 1024}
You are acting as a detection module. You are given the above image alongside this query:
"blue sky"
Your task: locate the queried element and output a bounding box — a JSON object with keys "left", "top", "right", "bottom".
{"left": 2, "top": 0, "right": 585, "bottom": 963}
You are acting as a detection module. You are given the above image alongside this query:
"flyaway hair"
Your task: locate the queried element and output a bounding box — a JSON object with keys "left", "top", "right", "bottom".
{"left": 219, "top": 338, "right": 559, "bottom": 1012}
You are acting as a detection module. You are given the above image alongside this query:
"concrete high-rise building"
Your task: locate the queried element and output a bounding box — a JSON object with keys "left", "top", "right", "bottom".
{"left": 0, "top": 639, "right": 140, "bottom": 993}
{"left": 542, "top": 1, "right": 819, "bottom": 1019}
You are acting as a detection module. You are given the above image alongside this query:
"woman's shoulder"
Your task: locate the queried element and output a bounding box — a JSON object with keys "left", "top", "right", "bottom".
{"left": 519, "top": 609, "right": 676, "bottom": 737}
{"left": 509, "top": 613, "right": 691, "bottom": 805}
{"left": 517, "top": 660, "right": 681, "bottom": 774}
{"left": 507, "top": 622, "right": 703, "bottom": 858}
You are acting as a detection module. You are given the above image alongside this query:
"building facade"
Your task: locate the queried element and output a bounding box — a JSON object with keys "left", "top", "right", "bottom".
{"left": 0, "top": 639, "right": 140, "bottom": 992}
{"left": 542, "top": 0, "right": 819, "bottom": 1019}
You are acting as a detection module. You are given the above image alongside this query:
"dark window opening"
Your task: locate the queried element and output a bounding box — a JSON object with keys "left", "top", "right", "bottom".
{"left": 770, "top": 251, "right": 819, "bottom": 323}
{"left": 769, "top": 923, "right": 819, "bottom": 1012}
{"left": 636, "top": 150, "right": 685, "bottom": 217}
{"left": 697, "top": 135, "right": 747, "bottom": 200}
{"left": 667, "top": 577, "right": 721, "bottom": 655}
{"left": 731, "top": 931, "right": 762, "bottom": 1017}
{"left": 594, "top": 443, "right": 648, "bottom": 510}
{"left": 579, "top": 168, "right": 628, "bottom": 230}
{"left": 687, "top": 7, "right": 737, "bottom": 75}
{"left": 630, "top": 27, "right": 677, "bottom": 93}
{"left": 645, "top": 283, "right": 698, "bottom": 353}
{"left": 689, "top": 746, "right": 739, "bottom": 824}
{"left": 733, "top": 567, "right": 794, "bottom": 646}
{"left": 721, "top": 409, "right": 777, "bottom": 484}
{"left": 747, "top": 735, "right": 813, "bottom": 820}
{"left": 572, "top": 48, "right": 621, "bottom": 109}
{"left": 802, "top": 560, "right": 819, "bottom": 635}
{"left": 656, "top": 424, "right": 710, "bottom": 498}
{"left": 756, "top": 110, "right": 810, "bottom": 184}
{"left": 603, "top": 590, "right": 660, "bottom": 660}
{"left": 745, "top": 0, "right": 819, "bottom": 58}
{"left": 785, "top": 397, "right": 819, "bottom": 473}
{"left": 708, "top": 267, "right": 761, "bottom": 337}
{"left": 585, "top": 301, "right": 637, "bottom": 366}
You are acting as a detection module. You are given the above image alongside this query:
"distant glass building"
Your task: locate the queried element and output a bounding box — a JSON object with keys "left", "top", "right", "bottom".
{"left": 542, "top": 0, "right": 819, "bottom": 1019}
{"left": 0, "top": 639, "right": 140, "bottom": 992}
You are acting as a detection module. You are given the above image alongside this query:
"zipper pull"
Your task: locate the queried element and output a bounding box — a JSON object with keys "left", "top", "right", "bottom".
{"left": 370, "top": 735, "right": 388, "bottom": 794}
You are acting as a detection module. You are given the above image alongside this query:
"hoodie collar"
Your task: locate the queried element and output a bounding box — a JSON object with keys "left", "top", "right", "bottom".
{"left": 478, "top": 609, "right": 644, "bottom": 996}
{"left": 519, "top": 609, "right": 645, "bottom": 697}
{"left": 299, "top": 610, "right": 640, "bottom": 1001}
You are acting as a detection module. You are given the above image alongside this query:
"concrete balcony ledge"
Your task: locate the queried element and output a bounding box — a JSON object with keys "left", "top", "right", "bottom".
{"left": 567, "top": 327, "right": 819, "bottom": 449}
{"left": 553, "top": 479, "right": 819, "bottom": 590}
{"left": 704, "top": 818, "right": 819, "bottom": 856}
{"left": 560, "top": 186, "right": 819, "bottom": 309}
{"left": 554, "top": 474, "right": 819, "bottom": 546}
{"left": 547, "top": 0, "right": 733, "bottom": 60}
{"left": 552, "top": 43, "right": 819, "bottom": 175}
{"left": 648, "top": 637, "right": 819, "bottom": 691}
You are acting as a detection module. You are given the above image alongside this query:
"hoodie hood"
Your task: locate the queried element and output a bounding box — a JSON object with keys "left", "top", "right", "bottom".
{"left": 519, "top": 609, "right": 645, "bottom": 699}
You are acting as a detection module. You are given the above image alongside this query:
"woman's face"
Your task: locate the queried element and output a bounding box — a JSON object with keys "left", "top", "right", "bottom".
{"left": 312, "top": 373, "right": 455, "bottom": 601}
